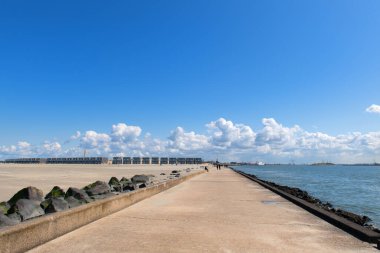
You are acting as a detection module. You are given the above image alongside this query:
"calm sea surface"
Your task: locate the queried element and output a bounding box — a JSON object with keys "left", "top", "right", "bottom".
{"left": 233, "top": 165, "right": 380, "bottom": 227}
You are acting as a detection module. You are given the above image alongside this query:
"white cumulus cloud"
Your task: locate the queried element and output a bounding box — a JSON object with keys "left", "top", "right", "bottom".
{"left": 207, "top": 118, "right": 256, "bottom": 149}
{"left": 81, "top": 131, "right": 111, "bottom": 151}
{"left": 366, "top": 104, "right": 380, "bottom": 114}
{"left": 111, "top": 123, "right": 142, "bottom": 142}
{"left": 168, "top": 127, "right": 210, "bottom": 152}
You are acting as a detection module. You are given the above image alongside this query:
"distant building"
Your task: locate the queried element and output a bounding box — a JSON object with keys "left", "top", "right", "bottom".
{"left": 195, "top": 158, "right": 203, "bottom": 164}
{"left": 169, "top": 157, "right": 177, "bottom": 164}
{"left": 112, "top": 157, "right": 123, "bottom": 164}
{"left": 160, "top": 157, "right": 168, "bottom": 164}
{"left": 177, "top": 158, "right": 186, "bottom": 164}
{"left": 5, "top": 158, "right": 47, "bottom": 164}
{"left": 151, "top": 157, "right": 159, "bottom": 164}
{"left": 47, "top": 157, "right": 108, "bottom": 164}
{"left": 142, "top": 157, "right": 151, "bottom": 164}
{"left": 6, "top": 157, "right": 108, "bottom": 164}
{"left": 132, "top": 157, "right": 141, "bottom": 164}
{"left": 123, "top": 157, "right": 132, "bottom": 164}
{"left": 5, "top": 156, "right": 203, "bottom": 165}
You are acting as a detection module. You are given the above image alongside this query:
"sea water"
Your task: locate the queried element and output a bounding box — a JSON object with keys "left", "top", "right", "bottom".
{"left": 233, "top": 165, "right": 380, "bottom": 227}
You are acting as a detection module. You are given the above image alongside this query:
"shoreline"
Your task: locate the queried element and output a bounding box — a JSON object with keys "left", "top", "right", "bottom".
{"left": 233, "top": 168, "right": 380, "bottom": 243}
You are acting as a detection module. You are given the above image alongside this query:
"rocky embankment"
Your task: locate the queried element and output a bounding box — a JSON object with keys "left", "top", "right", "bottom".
{"left": 245, "top": 173, "right": 380, "bottom": 233}
{"left": 0, "top": 169, "right": 191, "bottom": 228}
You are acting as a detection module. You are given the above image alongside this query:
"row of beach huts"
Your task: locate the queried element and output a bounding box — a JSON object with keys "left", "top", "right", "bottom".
{"left": 3, "top": 157, "right": 203, "bottom": 165}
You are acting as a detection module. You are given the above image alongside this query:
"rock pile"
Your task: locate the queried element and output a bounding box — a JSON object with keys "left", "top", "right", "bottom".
{"left": 246, "top": 173, "right": 379, "bottom": 232}
{"left": 0, "top": 173, "right": 170, "bottom": 228}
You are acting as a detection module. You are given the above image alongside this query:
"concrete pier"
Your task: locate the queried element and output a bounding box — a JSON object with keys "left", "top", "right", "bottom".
{"left": 29, "top": 168, "right": 377, "bottom": 253}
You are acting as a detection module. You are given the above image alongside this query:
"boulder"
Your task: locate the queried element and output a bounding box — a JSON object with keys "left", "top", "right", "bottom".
{"left": 42, "top": 198, "right": 69, "bottom": 213}
{"left": 0, "top": 213, "right": 19, "bottom": 228}
{"left": 122, "top": 182, "right": 136, "bottom": 192}
{"left": 65, "top": 196, "right": 85, "bottom": 208}
{"left": 108, "top": 177, "right": 120, "bottom": 185}
{"left": 6, "top": 212, "right": 21, "bottom": 224}
{"left": 120, "top": 177, "right": 130, "bottom": 183}
{"left": 45, "top": 186, "right": 65, "bottom": 199}
{"left": 83, "top": 181, "right": 111, "bottom": 196}
{"left": 8, "top": 186, "right": 44, "bottom": 206}
{"left": 137, "top": 183, "right": 146, "bottom": 189}
{"left": 8, "top": 199, "right": 45, "bottom": 221}
{"left": 108, "top": 177, "right": 122, "bottom": 192}
{"left": 0, "top": 201, "right": 10, "bottom": 215}
{"left": 335, "top": 209, "right": 371, "bottom": 226}
{"left": 131, "top": 175, "right": 153, "bottom": 185}
{"left": 40, "top": 199, "right": 50, "bottom": 210}
{"left": 65, "top": 187, "right": 92, "bottom": 203}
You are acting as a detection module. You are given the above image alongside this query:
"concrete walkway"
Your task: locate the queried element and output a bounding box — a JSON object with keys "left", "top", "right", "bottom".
{"left": 29, "top": 168, "right": 377, "bottom": 253}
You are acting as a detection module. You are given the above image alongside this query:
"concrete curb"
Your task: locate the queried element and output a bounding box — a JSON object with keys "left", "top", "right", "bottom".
{"left": 0, "top": 170, "right": 205, "bottom": 253}
{"left": 233, "top": 169, "right": 380, "bottom": 244}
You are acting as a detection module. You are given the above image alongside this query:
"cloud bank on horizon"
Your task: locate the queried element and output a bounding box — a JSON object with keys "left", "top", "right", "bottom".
{"left": 1, "top": 114, "right": 380, "bottom": 163}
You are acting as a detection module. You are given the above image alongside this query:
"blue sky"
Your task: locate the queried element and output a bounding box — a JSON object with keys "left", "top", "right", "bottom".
{"left": 1, "top": 1, "right": 380, "bottom": 162}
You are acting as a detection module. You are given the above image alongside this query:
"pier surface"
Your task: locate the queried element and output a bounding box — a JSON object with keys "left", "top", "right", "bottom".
{"left": 29, "top": 168, "right": 376, "bottom": 253}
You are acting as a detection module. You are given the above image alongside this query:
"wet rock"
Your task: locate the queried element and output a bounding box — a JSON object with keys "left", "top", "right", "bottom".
{"left": 8, "top": 199, "right": 45, "bottom": 221}
{"left": 0, "top": 201, "right": 10, "bottom": 215}
{"left": 0, "top": 213, "right": 19, "bottom": 227}
{"left": 65, "top": 196, "right": 85, "bottom": 208}
{"left": 335, "top": 209, "right": 371, "bottom": 226}
{"left": 8, "top": 186, "right": 44, "bottom": 206}
{"left": 171, "top": 170, "right": 179, "bottom": 174}
{"left": 131, "top": 175, "right": 153, "bottom": 185}
{"left": 65, "top": 187, "right": 92, "bottom": 203}
{"left": 83, "top": 181, "right": 111, "bottom": 196}
{"left": 45, "top": 186, "right": 65, "bottom": 199}
{"left": 42, "top": 198, "right": 69, "bottom": 213}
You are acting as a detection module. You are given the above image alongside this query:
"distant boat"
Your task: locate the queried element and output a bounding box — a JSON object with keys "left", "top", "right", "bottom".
{"left": 256, "top": 161, "right": 265, "bottom": 166}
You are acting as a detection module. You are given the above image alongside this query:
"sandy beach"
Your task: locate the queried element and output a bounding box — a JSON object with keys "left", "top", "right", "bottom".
{"left": 0, "top": 164, "right": 202, "bottom": 201}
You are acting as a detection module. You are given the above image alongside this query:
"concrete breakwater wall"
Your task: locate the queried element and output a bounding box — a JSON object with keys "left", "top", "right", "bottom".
{"left": 0, "top": 170, "right": 205, "bottom": 253}
{"left": 233, "top": 169, "right": 380, "bottom": 244}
